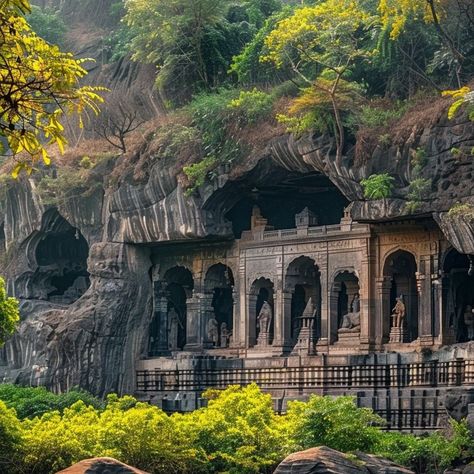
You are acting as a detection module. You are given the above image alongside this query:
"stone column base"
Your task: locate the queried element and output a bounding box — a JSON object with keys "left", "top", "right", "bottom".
{"left": 389, "top": 327, "right": 407, "bottom": 343}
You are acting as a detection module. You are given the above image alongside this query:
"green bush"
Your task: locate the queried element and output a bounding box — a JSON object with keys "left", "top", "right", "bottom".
{"left": 285, "top": 395, "right": 384, "bottom": 453}
{"left": 0, "top": 384, "right": 103, "bottom": 419}
{"left": 0, "top": 384, "right": 473, "bottom": 474}
{"left": 228, "top": 88, "right": 274, "bottom": 124}
{"left": 361, "top": 173, "right": 395, "bottom": 199}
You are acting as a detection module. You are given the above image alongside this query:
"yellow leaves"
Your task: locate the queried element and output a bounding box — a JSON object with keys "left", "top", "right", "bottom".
{"left": 442, "top": 86, "right": 474, "bottom": 120}
{"left": 0, "top": 0, "right": 105, "bottom": 175}
{"left": 262, "top": 0, "right": 375, "bottom": 69}
{"left": 378, "top": 0, "right": 445, "bottom": 39}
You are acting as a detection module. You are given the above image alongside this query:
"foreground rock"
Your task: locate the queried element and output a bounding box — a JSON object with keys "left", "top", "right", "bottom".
{"left": 56, "top": 457, "right": 149, "bottom": 474}
{"left": 273, "top": 447, "right": 414, "bottom": 474}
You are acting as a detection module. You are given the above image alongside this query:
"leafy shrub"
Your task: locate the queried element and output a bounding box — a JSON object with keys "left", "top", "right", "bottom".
{"left": 348, "top": 101, "right": 409, "bottom": 131}
{"left": 285, "top": 395, "right": 384, "bottom": 453}
{"left": 448, "top": 203, "right": 474, "bottom": 220}
{"left": 0, "top": 384, "right": 473, "bottom": 474}
{"left": 182, "top": 384, "right": 286, "bottom": 473}
{"left": 183, "top": 156, "right": 218, "bottom": 194}
{"left": 375, "top": 420, "right": 474, "bottom": 474}
{"left": 0, "top": 384, "right": 103, "bottom": 419}
{"left": 0, "top": 277, "right": 19, "bottom": 347}
{"left": 361, "top": 173, "right": 395, "bottom": 199}
{"left": 228, "top": 88, "right": 274, "bottom": 124}
{"left": 407, "top": 178, "right": 431, "bottom": 202}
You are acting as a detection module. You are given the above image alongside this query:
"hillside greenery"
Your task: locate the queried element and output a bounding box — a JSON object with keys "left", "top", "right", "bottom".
{"left": 102, "top": 0, "right": 473, "bottom": 192}
{"left": 0, "top": 383, "right": 472, "bottom": 474}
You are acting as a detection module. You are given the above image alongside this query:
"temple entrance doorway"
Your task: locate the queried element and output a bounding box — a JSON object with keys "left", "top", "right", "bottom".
{"left": 249, "top": 277, "right": 274, "bottom": 347}
{"left": 204, "top": 264, "right": 235, "bottom": 348}
{"left": 164, "top": 266, "right": 193, "bottom": 351}
{"left": 285, "top": 256, "right": 321, "bottom": 349}
{"left": 383, "top": 250, "right": 418, "bottom": 343}
{"left": 443, "top": 249, "right": 474, "bottom": 342}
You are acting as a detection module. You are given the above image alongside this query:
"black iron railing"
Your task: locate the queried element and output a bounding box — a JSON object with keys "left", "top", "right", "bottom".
{"left": 136, "top": 359, "right": 473, "bottom": 393}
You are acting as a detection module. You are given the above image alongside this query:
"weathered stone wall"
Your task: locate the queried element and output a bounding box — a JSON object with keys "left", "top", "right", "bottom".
{"left": 0, "top": 98, "right": 473, "bottom": 399}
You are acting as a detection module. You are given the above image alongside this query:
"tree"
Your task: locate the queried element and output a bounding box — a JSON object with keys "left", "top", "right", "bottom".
{"left": 0, "top": 277, "right": 19, "bottom": 347}
{"left": 378, "top": 0, "right": 467, "bottom": 84}
{"left": 124, "top": 0, "right": 233, "bottom": 101}
{"left": 261, "top": 0, "right": 375, "bottom": 166}
{"left": 0, "top": 0, "right": 104, "bottom": 175}
{"left": 95, "top": 103, "right": 143, "bottom": 153}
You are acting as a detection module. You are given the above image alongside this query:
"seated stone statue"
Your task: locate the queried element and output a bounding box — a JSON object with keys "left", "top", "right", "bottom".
{"left": 339, "top": 311, "right": 361, "bottom": 333}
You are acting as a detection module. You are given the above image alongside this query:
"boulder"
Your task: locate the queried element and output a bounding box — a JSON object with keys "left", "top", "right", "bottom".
{"left": 56, "top": 457, "right": 149, "bottom": 474}
{"left": 273, "top": 446, "right": 414, "bottom": 474}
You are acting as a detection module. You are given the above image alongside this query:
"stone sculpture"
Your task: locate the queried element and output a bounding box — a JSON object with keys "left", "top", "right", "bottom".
{"left": 257, "top": 301, "right": 272, "bottom": 334}
{"left": 339, "top": 293, "right": 361, "bottom": 334}
{"left": 168, "top": 308, "right": 182, "bottom": 351}
{"left": 464, "top": 305, "right": 474, "bottom": 340}
{"left": 220, "top": 322, "right": 231, "bottom": 348}
{"left": 391, "top": 296, "right": 406, "bottom": 328}
{"left": 207, "top": 318, "right": 219, "bottom": 346}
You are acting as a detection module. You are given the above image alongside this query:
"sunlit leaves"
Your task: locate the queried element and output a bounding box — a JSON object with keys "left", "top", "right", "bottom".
{"left": 0, "top": 0, "right": 105, "bottom": 173}
{"left": 442, "top": 86, "right": 474, "bottom": 120}
{"left": 0, "top": 276, "right": 19, "bottom": 346}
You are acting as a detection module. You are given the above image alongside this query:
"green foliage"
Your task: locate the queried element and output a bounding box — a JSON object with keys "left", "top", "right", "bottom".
{"left": 0, "top": 384, "right": 473, "bottom": 474}
{"left": 0, "top": 401, "right": 23, "bottom": 468}
{"left": 228, "top": 88, "right": 274, "bottom": 124}
{"left": 448, "top": 203, "right": 474, "bottom": 220}
{"left": 348, "top": 101, "right": 409, "bottom": 131}
{"left": 26, "top": 5, "right": 66, "bottom": 46}
{"left": 375, "top": 420, "right": 474, "bottom": 474}
{"left": 183, "top": 384, "right": 286, "bottom": 473}
{"left": 183, "top": 156, "right": 219, "bottom": 194}
{"left": 407, "top": 178, "right": 431, "bottom": 202}
{"left": 0, "top": 384, "right": 104, "bottom": 419}
{"left": 285, "top": 395, "right": 384, "bottom": 453}
{"left": 0, "top": 277, "right": 19, "bottom": 347}
{"left": 0, "top": 0, "right": 104, "bottom": 172}
{"left": 361, "top": 173, "right": 395, "bottom": 199}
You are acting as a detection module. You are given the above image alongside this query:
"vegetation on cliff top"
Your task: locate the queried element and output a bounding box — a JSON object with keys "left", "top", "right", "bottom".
{"left": 0, "top": 0, "right": 105, "bottom": 173}
{"left": 0, "top": 383, "right": 472, "bottom": 474}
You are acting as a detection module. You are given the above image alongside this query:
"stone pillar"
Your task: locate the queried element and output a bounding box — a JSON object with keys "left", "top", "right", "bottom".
{"left": 201, "top": 291, "right": 216, "bottom": 348}
{"left": 375, "top": 277, "right": 392, "bottom": 348}
{"left": 432, "top": 275, "right": 442, "bottom": 342}
{"left": 417, "top": 264, "right": 433, "bottom": 346}
{"left": 184, "top": 291, "right": 203, "bottom": 350}
{"left": 359, "top": 252, "right": 374, "bottom": 352}
{"left": 230, "top": 287, "right": 239, "bottom": 348}
{"left": 329, "top": 281, "right": 341, "bottom": 344}
{"left": 273, "top": 287, "right": 293, "bottom": 353}
{"left": 316, "top": 265, "right": 328, "bottom": 353}
{"left": 152, "top": 288, "right": 170, "bottom": 356}
{"left": 247, "top": 293, "right": 257, "bottom": 347}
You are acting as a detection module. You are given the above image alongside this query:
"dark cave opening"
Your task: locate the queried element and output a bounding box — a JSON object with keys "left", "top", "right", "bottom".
{"left": 224, "top": 171, "right": 349, "bottom": 238}
{"left": 22, "top": 210, "right": 91, "bottom": 304}
{"left": 443, "top": 249, "right": 474, "bottom": 343}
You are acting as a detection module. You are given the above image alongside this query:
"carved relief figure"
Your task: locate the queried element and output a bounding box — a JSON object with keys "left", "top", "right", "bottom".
{"left": 391, "top": 296, "right": 406, "bottom": 328}
{"left": 207, "top": 318, "right": 219, "bottom": 346}
{"left": 351, "top": 293, "right": 360, "bottom": 313}
{"left": 257, "top": 301, "right": 273, "bottom": 334}
{"left": 168, "top": 307, "right": 182, "bottom": 351}
{"left": 464, "top": 305, "right": 474, "bottom": 340}
{"left": 220, "top": 322, "right": 231, "bottom": 348}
